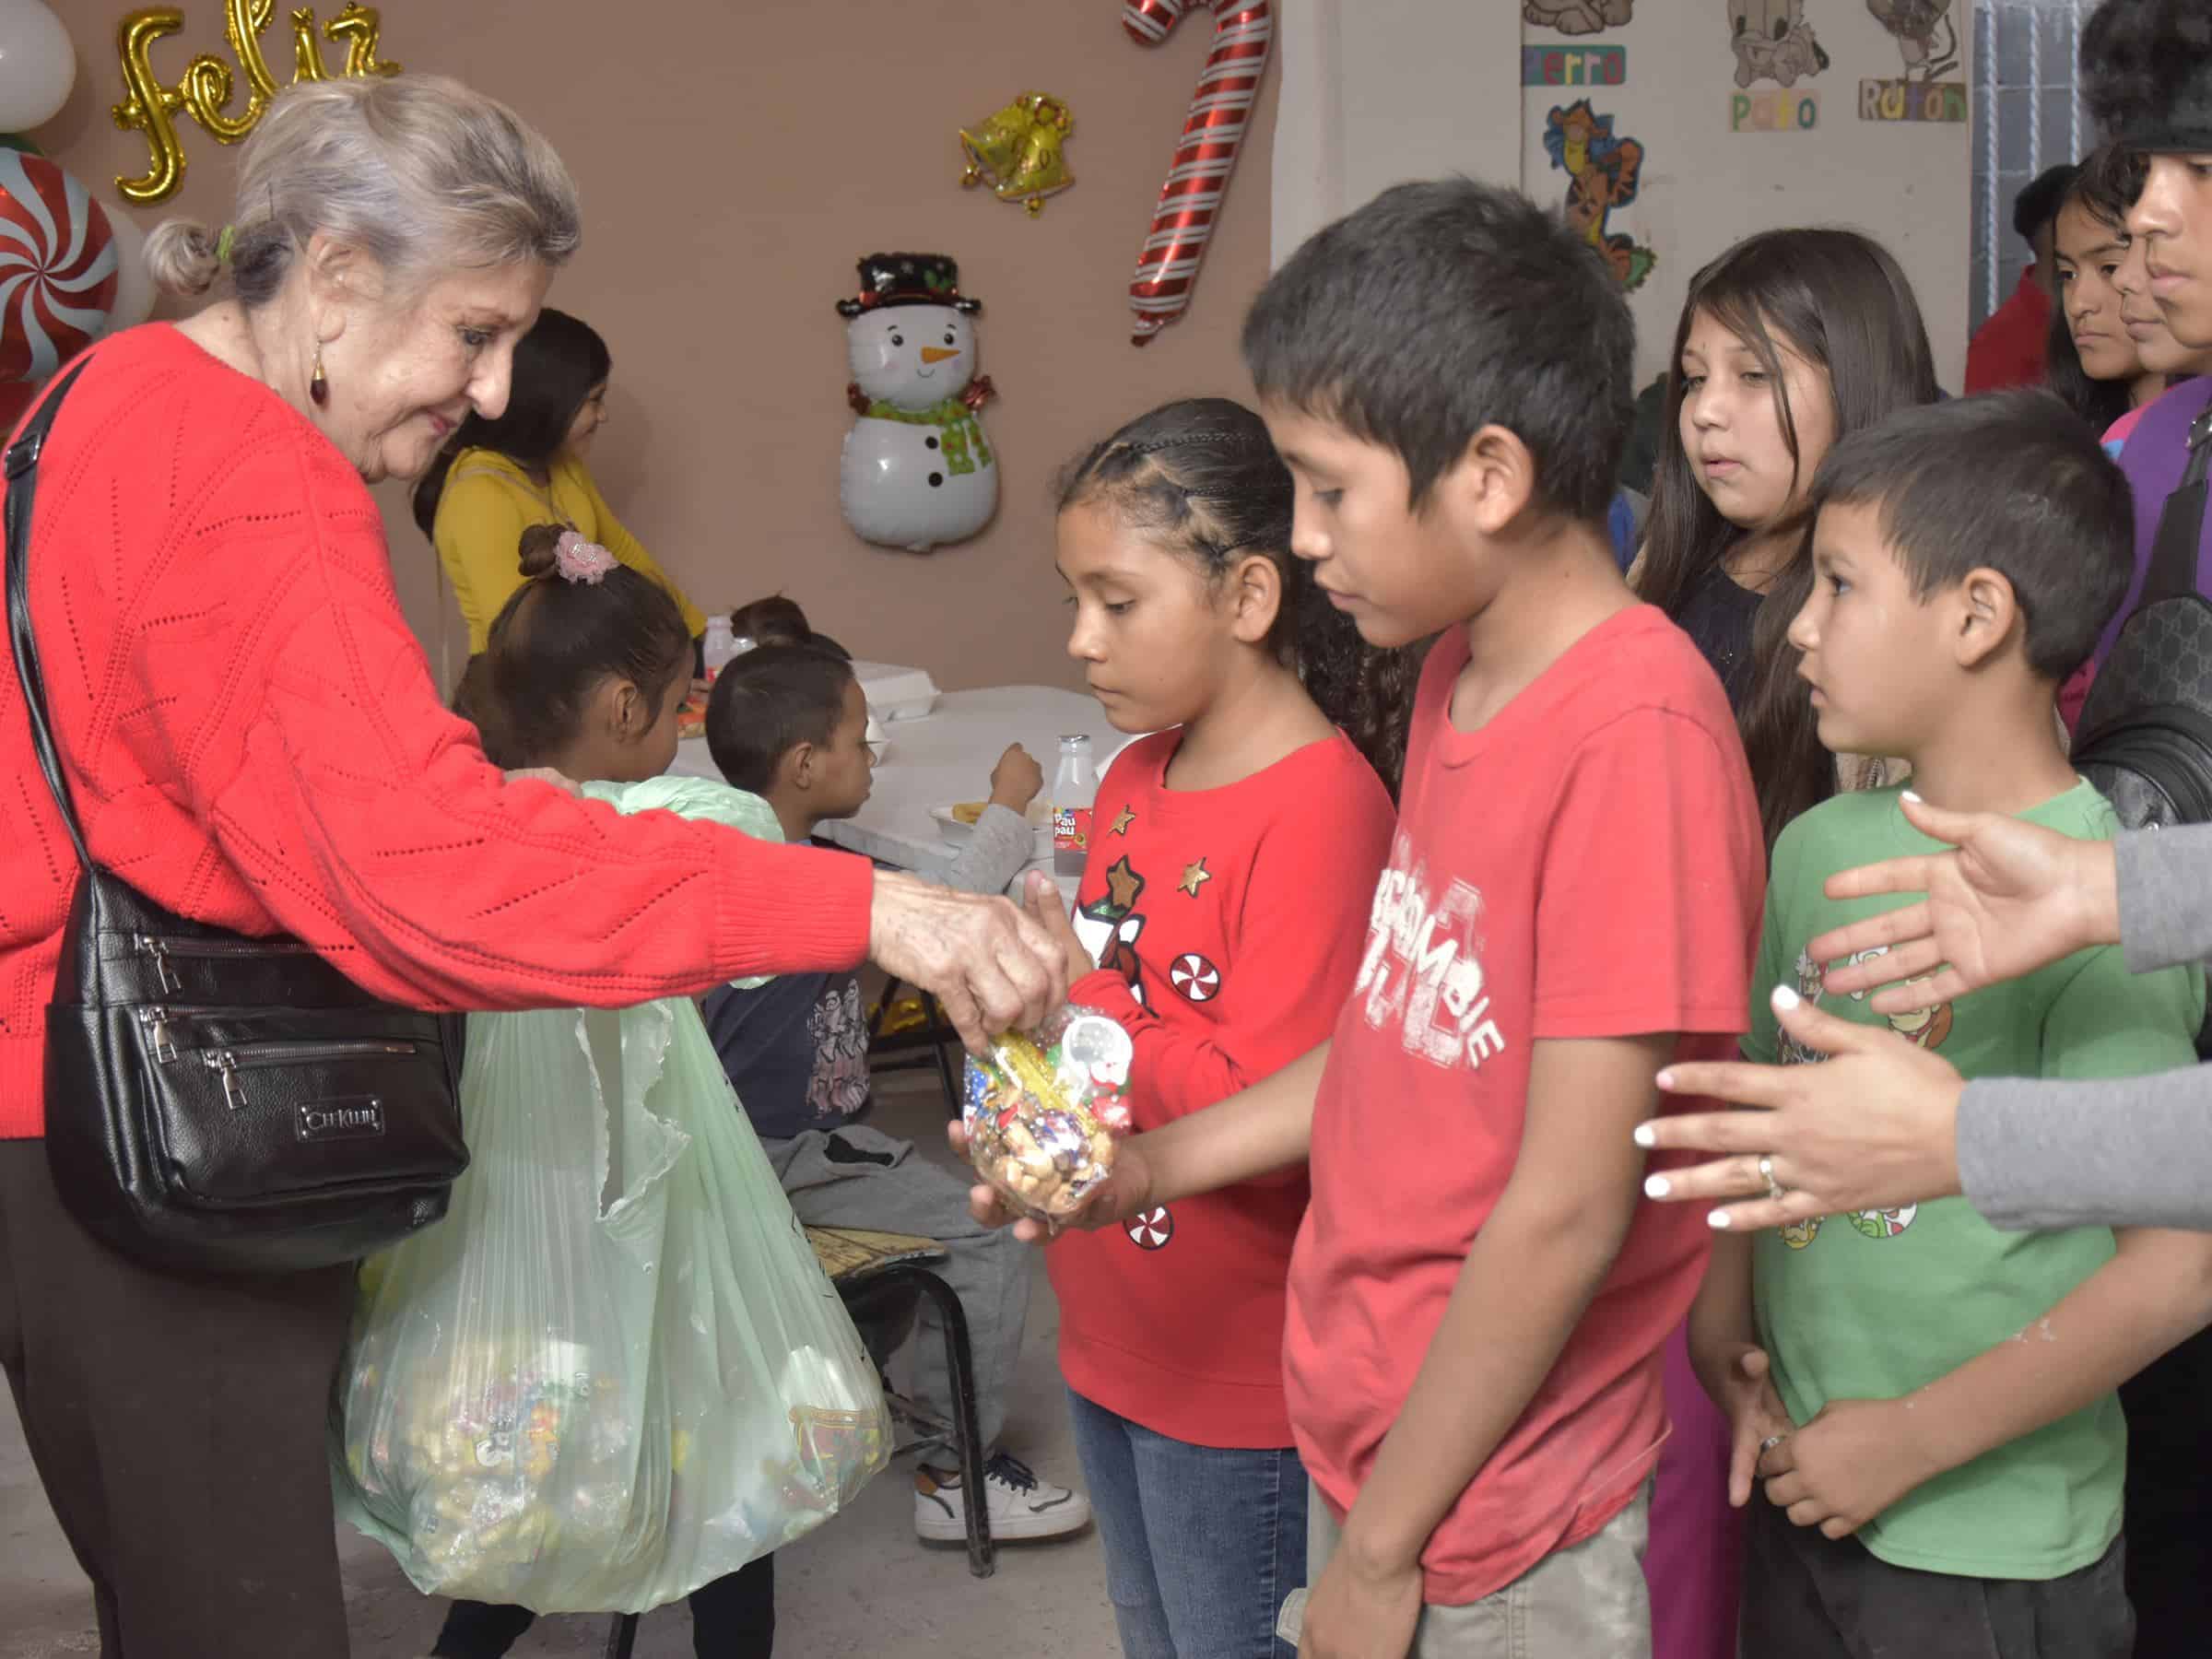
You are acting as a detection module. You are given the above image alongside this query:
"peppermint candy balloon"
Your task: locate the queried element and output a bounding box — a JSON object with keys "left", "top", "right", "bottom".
{"left": 0, "top": 152, "right": 119, "bottom": 392}
{"left": 1124, "top": 0, "right": 1274, "bottom": 346}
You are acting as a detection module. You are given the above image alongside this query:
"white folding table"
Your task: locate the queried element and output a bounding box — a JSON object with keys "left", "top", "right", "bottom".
{"left": 670, "top": 684, "right": 1135, "bottom": 900}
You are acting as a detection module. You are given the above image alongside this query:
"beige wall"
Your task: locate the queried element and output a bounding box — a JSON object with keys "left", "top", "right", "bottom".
{"left": 36, "top": 0, "right": 1278, "bottom": 692}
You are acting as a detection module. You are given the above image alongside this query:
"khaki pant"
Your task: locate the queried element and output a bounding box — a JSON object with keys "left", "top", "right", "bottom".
{"left": 1277, "top": 1481, "right": 1652, "bottom": 1658}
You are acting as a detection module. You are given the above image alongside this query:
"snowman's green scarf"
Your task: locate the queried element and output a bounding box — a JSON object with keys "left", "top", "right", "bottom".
{"left": 864, "top": 397, "right": 994, "bottom": 476}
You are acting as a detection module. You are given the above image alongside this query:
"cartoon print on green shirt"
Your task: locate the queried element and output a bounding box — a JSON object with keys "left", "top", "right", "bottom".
{"left": 1844, "top": 945, "right": 1956, "bottom": 1050}
{"left": 1777, "top": 947, "right": 1950, "bottom": 1248}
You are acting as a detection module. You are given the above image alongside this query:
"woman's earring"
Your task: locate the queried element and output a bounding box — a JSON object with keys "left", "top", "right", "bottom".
{"left": 310, "top": 345, "right": 328, "bottom": 408}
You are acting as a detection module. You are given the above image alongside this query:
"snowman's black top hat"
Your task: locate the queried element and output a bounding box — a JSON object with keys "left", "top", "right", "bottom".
{"left": 836, "top": 252, "right": 982, "bottom": 318}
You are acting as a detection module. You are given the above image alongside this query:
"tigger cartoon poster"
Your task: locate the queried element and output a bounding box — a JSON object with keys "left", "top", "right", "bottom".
{"left": 1542, "top": 99, "right": 1657, "bottom": 291}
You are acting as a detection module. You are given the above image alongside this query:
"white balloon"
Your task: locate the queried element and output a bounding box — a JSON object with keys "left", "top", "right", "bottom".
{"left": 838, "top": 305, "right": 997, "bottom": 551}
{"left": 99, "top": 206, "right": 157, "bottom": 333}
{"left": 0, "top": 0, "right": 75, "bottom": 135}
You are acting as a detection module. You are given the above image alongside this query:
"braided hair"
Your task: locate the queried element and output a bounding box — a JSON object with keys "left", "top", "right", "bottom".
{"left": 1056, "top": 397, "right": 1425, "bottom": 795}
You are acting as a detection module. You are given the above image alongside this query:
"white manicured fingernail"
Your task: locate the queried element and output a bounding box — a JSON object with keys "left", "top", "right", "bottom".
{"left": 1771, "top": 984, "right": 1802, "bottom": 1012}
{"left": 1643, "top": 1173, "right": 1671, "bottom": 1198}
{"left": 1901, "top": 789, "right": 1922, "bottom": 803}
{"left": 1709, "top": 1208, "right": 1734, "bottom": 1230}
{"left": 1633, "top": 1123, "right": 1657, "bottom": 1147}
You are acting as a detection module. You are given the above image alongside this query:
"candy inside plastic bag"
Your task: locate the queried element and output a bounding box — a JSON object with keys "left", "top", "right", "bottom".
{"left": 961, "top": 1006, "right": 1134, "bottom": 1221}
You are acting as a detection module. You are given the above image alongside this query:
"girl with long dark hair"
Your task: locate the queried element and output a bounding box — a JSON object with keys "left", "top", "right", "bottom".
{"left": 1637, "top": 228, "right": 1940, "bottom": 847}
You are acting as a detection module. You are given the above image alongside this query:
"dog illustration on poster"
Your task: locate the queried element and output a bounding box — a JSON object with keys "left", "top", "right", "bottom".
{"left": 1524, "top": 0, "right": 1634, "bottom": 34}
{"left": 1866, "top": 0, "right": 1961, "bottom": 80}
{"left": 1730, "top": 0, "right": 1830, "bottom": 88}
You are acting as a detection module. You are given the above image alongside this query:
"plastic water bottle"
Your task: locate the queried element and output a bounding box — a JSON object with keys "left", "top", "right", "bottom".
{"left": 701, "top": 616, "right": 740, "bottom": 676}
{"left": 1052, "top": 735, "right": 1096, "bottom": 878}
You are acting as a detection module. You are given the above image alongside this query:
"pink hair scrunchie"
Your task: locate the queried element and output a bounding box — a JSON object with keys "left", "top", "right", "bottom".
{"left": 553, "top": 529, "right": 618, "bottom": 585}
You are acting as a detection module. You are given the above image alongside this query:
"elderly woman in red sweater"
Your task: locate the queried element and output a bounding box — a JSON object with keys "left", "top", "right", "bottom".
{"left": 0, "top": 75, "right": 1060, "bottom": 1657}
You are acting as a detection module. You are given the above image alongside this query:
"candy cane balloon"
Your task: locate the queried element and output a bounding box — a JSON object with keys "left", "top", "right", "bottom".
{"left": 0, "top": 152, "right": 119, "bottom": 393}
{"left": 1124, "top": 0, "right": 1273, "bottom": 347}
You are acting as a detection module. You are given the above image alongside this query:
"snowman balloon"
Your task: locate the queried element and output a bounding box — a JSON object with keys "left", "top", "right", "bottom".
{"left": 838, "top": 253, "right": 998, "bottom": 552}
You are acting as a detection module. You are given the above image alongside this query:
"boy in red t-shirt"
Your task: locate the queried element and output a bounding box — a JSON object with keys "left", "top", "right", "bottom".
{"left": 971, "top": 179, "right": 1764, "bottom": 1658}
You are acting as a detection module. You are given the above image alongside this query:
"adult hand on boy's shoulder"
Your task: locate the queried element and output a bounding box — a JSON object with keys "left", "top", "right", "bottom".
{"left": 1759, "top": 1395, "right": 1934, "bottom": 1539}
{"left": 1703, "top": 1341, "right": 1795, "bottom": 1510}
{"left": 1298, "top": 1540, "right": 1422, "bottom": 1659}
{"left": 1812, "top": 795, "right": 2119, "bottom": 1011}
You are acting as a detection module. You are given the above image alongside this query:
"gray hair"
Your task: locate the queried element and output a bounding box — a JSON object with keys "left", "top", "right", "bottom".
{"left": 145, "top": 75, "right": 581, "bottom": 306}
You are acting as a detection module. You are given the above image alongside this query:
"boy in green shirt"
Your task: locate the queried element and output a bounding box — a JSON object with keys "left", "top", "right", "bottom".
{"left": 1692, "top": 393, "right": 2212, "bottom": 1656}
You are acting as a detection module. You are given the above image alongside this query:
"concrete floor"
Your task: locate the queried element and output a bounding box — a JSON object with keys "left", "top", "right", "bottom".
{"left": 0, "top": 1076, "right": 1118, "bottom": 1658}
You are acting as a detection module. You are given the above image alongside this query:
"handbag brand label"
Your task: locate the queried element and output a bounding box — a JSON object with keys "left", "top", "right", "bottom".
{"left": 296, "top": 1097, "right": 386, "bottom": 1142}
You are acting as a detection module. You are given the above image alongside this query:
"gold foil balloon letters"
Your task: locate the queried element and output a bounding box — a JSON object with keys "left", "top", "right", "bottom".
{"left": 112, "top": 1, "right": 401, "bottom": 205}
{"left": 959, "top": 92, "right": 1074, "bottom": 217}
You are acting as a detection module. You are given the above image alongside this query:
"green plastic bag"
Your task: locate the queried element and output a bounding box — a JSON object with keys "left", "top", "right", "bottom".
{"left": 333, "top": 779, "right": 889, "bottom": 1612}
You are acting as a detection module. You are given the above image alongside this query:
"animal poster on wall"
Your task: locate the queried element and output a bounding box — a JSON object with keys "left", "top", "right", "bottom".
{"left": 1729, "top": 0, "right": 1830, "bottom": 88}
{"left": 1867, "top": 0, "right": 1960, "bottom": 78}
{"left": 1524, "top": 0, "right": 1633, "bottom": 34}
{"left": 1860, "top": 0, "right": 1967, "bottom": 122}
{"left": 1543, "top": 100, "right": 1656, "bottom": 291}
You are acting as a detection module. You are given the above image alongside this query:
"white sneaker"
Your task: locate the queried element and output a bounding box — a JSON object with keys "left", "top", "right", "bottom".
{"left": 914, "top": 1451, "right": 1091, "bottom": 1542}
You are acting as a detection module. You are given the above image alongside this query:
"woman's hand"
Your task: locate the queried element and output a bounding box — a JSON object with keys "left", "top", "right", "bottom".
{"left": 1811, "top": 794, "right": 2120, "bottom": 1013}
{"left": 948, "top": 1119, "right": 1157, "bottom": 1243}
{"left": 865, "top": 871, "right": 1066, "bottom": 1051}
{"left": 989, "top": 744, "right": 1045, "bottom": 815}
{"left": 1020, "top": 869, "right": 1096, "bottom": 986}
{"left": 1635, "top": 989, "right": 1965, "bottom": 1230}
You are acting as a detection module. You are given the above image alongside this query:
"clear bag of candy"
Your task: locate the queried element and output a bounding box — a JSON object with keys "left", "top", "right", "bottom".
{"left": 961, "top": 1005, "right": 1135, "bottom": 1221}
{"left": 332, "top": 780, "right": 889, "bottom": 1613}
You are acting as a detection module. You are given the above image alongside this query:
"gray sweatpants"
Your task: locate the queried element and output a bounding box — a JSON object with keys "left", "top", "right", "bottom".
{"left": 762, "top": 1122, "right": 1031, "bottom": 1452}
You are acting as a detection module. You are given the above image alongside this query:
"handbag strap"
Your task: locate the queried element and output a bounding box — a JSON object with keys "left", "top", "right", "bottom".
{"left": 2139, "top": 402, "right": 2212, "bottom": 610}
{"left": 5, "top": 360, "right": 96, "bottom": 871}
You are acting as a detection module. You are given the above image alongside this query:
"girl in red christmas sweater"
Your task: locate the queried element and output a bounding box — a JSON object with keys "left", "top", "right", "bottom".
{"left": 1019, "top": 398, "right": 1410, "bottom": 1659}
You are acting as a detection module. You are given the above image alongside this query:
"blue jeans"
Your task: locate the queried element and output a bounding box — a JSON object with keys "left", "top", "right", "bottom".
{"left": 1065, "top": 1386, "right": 1306, "bottom": 1659}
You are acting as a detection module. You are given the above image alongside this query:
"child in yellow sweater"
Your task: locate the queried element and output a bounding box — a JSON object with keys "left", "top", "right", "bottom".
{"left": 411, "top": 307, "right": 706, "bottom": 653}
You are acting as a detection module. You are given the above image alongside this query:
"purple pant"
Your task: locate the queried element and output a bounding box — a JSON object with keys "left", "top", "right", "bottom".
{"left": 1647, "top": 1323, "right": 1744, "bottom": 1659}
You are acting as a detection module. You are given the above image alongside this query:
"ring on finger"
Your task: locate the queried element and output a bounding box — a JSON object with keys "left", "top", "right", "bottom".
{"left": 1758, "top": 1154, "right": 1787, "bottom": 1203}
{"left": 1760, "top": 1433, "right": 1787, "bottom": 1454}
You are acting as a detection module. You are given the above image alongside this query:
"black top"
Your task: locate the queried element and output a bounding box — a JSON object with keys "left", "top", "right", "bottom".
{"left": 702, "top": 970, "right": 872, "bottom": 1142}
{"left": 1673, "top": 566, "right": 1766, "bottom": 715}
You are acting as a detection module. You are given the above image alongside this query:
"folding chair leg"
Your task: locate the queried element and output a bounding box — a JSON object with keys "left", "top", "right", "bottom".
{"left": 605, "top": 1612, "right": 640, "bottom": 1658}
{"left": 869, "top": 1264, "right": 995, "bottom": 1577}
{"left": 928, "top": 1001, "right": 961, "bottom": 1115}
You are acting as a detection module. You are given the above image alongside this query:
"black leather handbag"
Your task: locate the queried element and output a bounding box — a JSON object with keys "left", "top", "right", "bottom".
{"left": 5, "top": 360, "right": 469, "bottom": 1274}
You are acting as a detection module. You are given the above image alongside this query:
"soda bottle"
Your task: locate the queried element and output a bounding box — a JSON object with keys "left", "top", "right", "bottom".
{"left": 1052, "top": 735, "right": 1097, "bottom": 877}
{"left": 700, "top": 616, "right": 741, "bottom": 675}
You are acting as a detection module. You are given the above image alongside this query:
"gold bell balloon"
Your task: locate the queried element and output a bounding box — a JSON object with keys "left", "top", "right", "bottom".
{"left": 959, "top": 91, "right": 1074, "bottom": 217}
